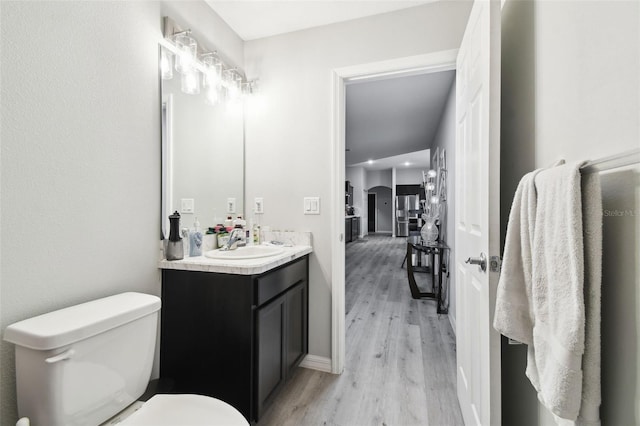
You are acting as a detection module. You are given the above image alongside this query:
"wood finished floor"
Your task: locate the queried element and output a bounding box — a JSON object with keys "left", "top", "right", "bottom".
{"left": 257, "top": 234, "right": 464, "bottom": 426}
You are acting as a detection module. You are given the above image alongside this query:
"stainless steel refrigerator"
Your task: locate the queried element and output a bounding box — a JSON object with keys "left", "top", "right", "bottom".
{"left": 395, "top": 195, "right": 420, "bottom": 237}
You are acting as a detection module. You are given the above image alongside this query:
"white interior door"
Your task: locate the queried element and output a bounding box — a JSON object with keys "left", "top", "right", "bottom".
{"left": 454, "top": 1, "right": 501, "bottom": 425}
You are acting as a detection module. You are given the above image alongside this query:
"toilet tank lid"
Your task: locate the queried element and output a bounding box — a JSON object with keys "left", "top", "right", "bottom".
{"left": 3, "top": 292, "right": 161, "bottom": 350}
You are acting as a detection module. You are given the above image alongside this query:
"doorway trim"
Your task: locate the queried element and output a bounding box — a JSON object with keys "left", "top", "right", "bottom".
{"left": 330, "top": 49, "right": 458, "bottom": 374}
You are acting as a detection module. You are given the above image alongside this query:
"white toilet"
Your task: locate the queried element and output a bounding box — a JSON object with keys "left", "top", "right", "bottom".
{"left": 4, "top": 292, "right": 249, "bottom": 426}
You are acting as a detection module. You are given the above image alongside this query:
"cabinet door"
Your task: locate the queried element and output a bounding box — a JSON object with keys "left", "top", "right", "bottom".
{"left": 256, "top": 294, "right": 286, "bottom": 420}
{"left": 352, "top": 217, "right": 360, "bottom": 240}
{"left": 345, "top": 218, "right": 352, "bottom": 243}
{"left": 286, "top": 281, "right": 308, "bottom": 377}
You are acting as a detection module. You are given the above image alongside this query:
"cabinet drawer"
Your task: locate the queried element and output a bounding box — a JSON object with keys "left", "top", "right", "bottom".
{"left": 256, "top": 257, "right": 307, "bottom": 306}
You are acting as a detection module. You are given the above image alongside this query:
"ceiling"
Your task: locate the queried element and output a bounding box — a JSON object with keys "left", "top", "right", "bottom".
{"left": 346, "top": 70, "right": 455, "bottom": 170}
{"left": 205, "top": 1, "right": 434, "bottom": 41}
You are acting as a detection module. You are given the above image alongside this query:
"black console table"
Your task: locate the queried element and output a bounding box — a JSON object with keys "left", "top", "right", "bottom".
{"left": 406, "top": 236, "right": 449, "bottom": 314}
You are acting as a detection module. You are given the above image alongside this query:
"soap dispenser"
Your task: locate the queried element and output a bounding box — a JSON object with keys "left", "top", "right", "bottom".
{"left": 166, "top": 211, "right": 184, "bottom": 260}
{"left": 189, "top": 218, "right": 203, "bottom": 256}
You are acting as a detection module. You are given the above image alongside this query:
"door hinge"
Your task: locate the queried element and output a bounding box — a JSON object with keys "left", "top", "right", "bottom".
{"left": 490, "top": 255, "right": 502, "bottom": 273}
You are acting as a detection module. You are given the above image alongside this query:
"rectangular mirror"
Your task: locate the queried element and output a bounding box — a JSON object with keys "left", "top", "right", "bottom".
{"left": 160, "top": 47, "right": 244, "bottom": 237}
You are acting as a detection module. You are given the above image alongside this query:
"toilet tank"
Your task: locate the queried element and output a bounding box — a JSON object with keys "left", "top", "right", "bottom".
{"left": 4, "top": 292, "right": 161, "bottom": 426}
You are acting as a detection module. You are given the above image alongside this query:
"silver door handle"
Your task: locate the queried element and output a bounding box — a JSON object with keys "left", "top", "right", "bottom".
{"left": 465, "top": 253, "right": 487, "bottom": 272}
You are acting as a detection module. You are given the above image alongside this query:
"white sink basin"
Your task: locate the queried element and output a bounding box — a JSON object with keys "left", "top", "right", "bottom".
{"left": 204, "top": 245, "right": 285, "bottom": 260}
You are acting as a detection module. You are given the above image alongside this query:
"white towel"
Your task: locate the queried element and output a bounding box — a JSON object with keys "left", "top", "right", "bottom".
{"left": 528, "top": 162, "right": 586, "bottom": 420}
{"left": 494, "top": 161, "right": 602, "bottom": 424}
{"left": 493, "top": 169, "right": 542, "bottom": 345}
{"left": 576, "top": 171, "right": 602, "bottom": 426}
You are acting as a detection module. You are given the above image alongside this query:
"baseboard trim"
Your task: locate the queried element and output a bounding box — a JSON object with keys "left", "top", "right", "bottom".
{"left": 300, "top": 354, "right": 333, "bottom": 373}
{"left": 449, "top": 313, "right": 457, "bottom": 336}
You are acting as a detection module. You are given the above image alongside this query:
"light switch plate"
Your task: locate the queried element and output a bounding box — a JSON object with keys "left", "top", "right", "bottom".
{"left": 227, "top": 198, "right": 236, "bottom": 214}
{"left": 304, "top": 197, "right": 320, "bottom": 215}
{"left": 254, "top": 197, "right": 264, "bottom": 214}
{"left": 181, "top": 198, "right": 194, "bottom": 214}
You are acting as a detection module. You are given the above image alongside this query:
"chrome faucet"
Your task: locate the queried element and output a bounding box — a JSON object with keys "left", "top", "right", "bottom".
{"left": 222, "top": 228, "right": 244, "bottom": 251}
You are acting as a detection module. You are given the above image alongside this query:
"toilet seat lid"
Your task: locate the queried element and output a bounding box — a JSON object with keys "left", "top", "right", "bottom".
{"left": 120, "top": 394, "right": 249, "bottom": 426}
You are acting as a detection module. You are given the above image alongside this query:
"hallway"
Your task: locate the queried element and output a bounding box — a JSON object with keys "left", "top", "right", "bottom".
{"left": 259, "top": 234, "right": 463, "bottom": 425}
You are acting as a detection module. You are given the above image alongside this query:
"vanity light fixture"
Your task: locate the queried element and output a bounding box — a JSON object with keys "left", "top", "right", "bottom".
{"left": 161, "top": 16, "right": 258, "bottom": 105}
{"left": 427, "top": 169, "right": 437, "bottom": 178}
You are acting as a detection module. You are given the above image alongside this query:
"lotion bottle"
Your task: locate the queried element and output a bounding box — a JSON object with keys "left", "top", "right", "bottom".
{"left": 189, "top": 218, "right": 203, "bottom": 256}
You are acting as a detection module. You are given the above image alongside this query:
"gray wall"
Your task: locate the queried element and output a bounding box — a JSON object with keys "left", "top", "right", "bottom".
{"left": 501, "top": 0, "right": 640, "bottom": 424}
{"left": 0, "top": 2, "right": 244, "bottom": 424}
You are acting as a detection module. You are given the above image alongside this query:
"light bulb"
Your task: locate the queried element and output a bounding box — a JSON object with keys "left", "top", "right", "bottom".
{"left": 202, "top": 55, "right": 222, "bottom": 88}
{"left": 426, "top": 183, "right": 435, "bottom": 191}
{"left": 427, "top": 169, "right": 437, "bottom": 178}
{"left": 174, "top": 33, "right": 197, "bottom": 74}
{"left": 181, "top": 67, "right": 200, "bottom": 95}
{"left": 430, "top": 195, "right": 439, "bottom": 205}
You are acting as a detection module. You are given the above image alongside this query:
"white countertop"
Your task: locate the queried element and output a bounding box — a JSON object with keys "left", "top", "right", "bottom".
{"left": 158, "top": 245, "right": 312, "bottom": 275}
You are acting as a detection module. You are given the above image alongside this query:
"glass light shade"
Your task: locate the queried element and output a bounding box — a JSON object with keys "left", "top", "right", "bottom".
{"left": 202, "top": 55, "right": 222, "bottom": 88}
{"left": 222, "top": 69, "right": 236, "bottom": 88}
{"left": 426, "top": 183, "right": 435, "bottom": 191}
{"left": 181, "top": 67, "right": 200, "bottom": 95}
{"left": 427, "top": 169, "right": 437, "bottom": 178}
{"left": 430, "top": 195, "right": 440, "bottom": 205}
{"left": 160, "top": 48, "right": 173, "bottom": 80}
{"left": 174, "top": 33, "right": 197, "bottom": 74}
{"left": 223, "top": 69, "right": 241, "bottom": 101}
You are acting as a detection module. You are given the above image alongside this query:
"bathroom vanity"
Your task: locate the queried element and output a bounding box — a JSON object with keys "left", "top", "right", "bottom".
{"left": 158, "top": 246, "right": 311, "bottom": 423}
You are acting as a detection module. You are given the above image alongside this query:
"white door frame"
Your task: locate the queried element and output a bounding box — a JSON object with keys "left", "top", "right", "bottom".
{"left": 330, "top": 50, "right": 458, "bottom": 374}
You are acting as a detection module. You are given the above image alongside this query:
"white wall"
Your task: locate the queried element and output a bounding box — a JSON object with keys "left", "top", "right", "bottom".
{"left": 366, "top": 169, "right": 393, "bottom": 189}
{"left": 243, "top": 1, "right": 472, "bottom": 359}
{"left": 501, "top": 1, "right": 640, "bottom": 424}
{"left": 430, "top": 79, "right": 457, "bottom": 329}
{"left": 395, "top": 167, "right": 425, "bottom": 185}
{"left": 0, "top": 2, "right": 244, "bottom": 424}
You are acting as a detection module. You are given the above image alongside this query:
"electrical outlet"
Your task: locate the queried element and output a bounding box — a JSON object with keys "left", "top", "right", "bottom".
{"left": 181, "top": 198, "right": 194, "bottom": 214}
{"left": 254, "top": 197, "right": 264, "bottom": 214}
{"left": 227, "top": 198, "right": 236, "bottom": 214}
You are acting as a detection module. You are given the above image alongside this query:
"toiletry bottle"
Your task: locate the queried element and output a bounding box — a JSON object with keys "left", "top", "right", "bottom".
{"left": 247, "top": 218, "right": 254, "bottom": 245}
{"left": 233, "top": 216, "right": 247, "bottom": 246}
{"left": 166, "top": 211, "right": 184, "bottom": 260}
{"left": 224, "top": 216, "right": 233, "bottom": 229}
{"left": 181, "top": 227, "right": 190, "bottom": 257}
{"left": 203, "top": 227, "right": 217, "bottom": 251}
{"left": 217, "top": 225, "right": 229, "bottom": 248}
{"left": 252, "top": 218, "right": 261, "bottom": 245}
{"left": 189, "top": 218, "right": 203, "bottom": 256}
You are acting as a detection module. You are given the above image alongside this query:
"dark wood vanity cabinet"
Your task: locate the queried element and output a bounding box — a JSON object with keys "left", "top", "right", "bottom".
{"left": 160, "top": 255, "right": 309, "bottom": 423}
